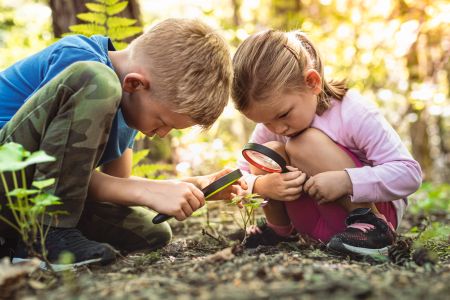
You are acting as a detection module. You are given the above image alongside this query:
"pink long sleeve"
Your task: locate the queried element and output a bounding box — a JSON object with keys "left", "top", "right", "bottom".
{"left": 313, "top": 90, "right": 422, "bottom": 202}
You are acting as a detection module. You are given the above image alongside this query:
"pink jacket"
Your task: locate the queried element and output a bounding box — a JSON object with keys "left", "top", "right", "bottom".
{"left": 238, "top": 90, "right": 422, "bottom": 226}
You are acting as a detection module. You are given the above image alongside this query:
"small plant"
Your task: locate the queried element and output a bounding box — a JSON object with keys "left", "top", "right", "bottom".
{"left": 0, "top": 142, "right": 64, "bottom": 270}
{"left": 411, "top": 221, "right": 450, "bottom": 262}
{"left": 229, "top": 193, "right": 266, "bottom": 244}
{"left": 69, "top": 0, "right": 142, "bottom": 50}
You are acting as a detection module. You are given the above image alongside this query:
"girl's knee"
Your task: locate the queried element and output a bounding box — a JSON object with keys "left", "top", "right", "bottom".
{"left": 262, "top": 141, "right": 288, "bottom": 162}
{"left": 286, "top": 128, "right": 332, "bottom": 163}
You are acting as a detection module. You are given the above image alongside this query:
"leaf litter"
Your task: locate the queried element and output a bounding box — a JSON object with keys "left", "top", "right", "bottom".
{"left": 6, "top": 205, "right": 450, "bottom": 300}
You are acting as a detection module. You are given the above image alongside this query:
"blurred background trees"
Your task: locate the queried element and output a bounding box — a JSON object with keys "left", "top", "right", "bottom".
{"left": 0, "top": 0, "right": 448, "bottom": 187}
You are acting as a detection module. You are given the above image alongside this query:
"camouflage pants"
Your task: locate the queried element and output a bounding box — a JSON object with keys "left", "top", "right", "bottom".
{"left": 0, "top": 61, "right": 171, "bottom": 254}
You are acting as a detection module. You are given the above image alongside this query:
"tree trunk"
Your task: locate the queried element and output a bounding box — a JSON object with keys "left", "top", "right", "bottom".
{"left": 49, "top": 0, "right": 142, "bottom": 41}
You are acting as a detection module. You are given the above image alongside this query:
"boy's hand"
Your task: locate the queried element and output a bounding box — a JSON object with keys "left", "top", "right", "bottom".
{"left": 194, "top": 168, "right": 248, "bottom": 201}
{"left": 254, "top": 166, "right": 307, "bottom": 201}
{"left": 137, "top": 180, "right": 205, "bottom": 221}
{"left": 303, "top": 170, "right": 353, "bottom": 204}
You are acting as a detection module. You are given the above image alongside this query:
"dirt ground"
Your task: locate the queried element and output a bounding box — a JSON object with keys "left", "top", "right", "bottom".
{"left": 4, "top": 203, "right": 450, "bottom": 300}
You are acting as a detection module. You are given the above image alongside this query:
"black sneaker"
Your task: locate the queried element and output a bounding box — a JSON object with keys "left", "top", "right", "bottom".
{"left": 12, "top": 227, "right": 117, "bottom": 271}
{"left": 327, "top": 208, "right": 396, "bottom": 256}
{"left": 244, "top": 218, "right": 299, "bottom": 248}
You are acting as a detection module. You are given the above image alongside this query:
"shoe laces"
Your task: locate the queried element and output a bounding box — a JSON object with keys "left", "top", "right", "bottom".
{"left": 348, "top": 223, "right": 375, "bottom": 233}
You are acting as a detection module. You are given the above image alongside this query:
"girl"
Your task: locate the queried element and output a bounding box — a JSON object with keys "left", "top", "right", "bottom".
{"left": 233, "top": 29, "right": 422, "bottom": 256}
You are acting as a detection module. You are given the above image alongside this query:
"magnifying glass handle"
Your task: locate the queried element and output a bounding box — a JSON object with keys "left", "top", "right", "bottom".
{"left": 153, "top": 213, "right": 171, "bottom": 224}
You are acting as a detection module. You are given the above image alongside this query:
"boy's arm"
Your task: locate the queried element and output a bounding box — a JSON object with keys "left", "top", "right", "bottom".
{"left": 100, "top": 148, "right": 133, "bottom": 178}
{"left": 88, "top": 149, "right": 205, "bottom": 220}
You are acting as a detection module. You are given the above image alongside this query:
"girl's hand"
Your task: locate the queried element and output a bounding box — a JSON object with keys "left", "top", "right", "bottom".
{"left": 254, "top": 166, "right": 307, "bottom": 201}
{"left": 303, "top": 170, "right": 353, "bottom": 204}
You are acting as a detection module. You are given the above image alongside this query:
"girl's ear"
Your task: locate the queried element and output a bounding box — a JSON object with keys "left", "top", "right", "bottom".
{"left": 305, "top": 69, "right": 322, "bottom": 95}
{"left": 122, "top": 73, "right": 150, "bottom": 93}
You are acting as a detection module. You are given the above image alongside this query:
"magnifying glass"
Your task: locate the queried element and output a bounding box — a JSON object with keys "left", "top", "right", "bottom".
{"left": 242, "top": 143, "right": 289, "bottom": 173}
{"left": 152, "top": 169, "right": 243, "bottom": 224}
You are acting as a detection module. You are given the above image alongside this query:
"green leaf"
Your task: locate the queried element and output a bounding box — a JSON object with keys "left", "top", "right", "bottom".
{"left": 69, "top": 24, "right": 107, "bottom": 36}
{"left": 32, "top": 178, "right": 55, "bottom": 190}
{"left": 7, "top": 188, "right": 39, "bottom": 197}
{"left": 106, "top": 1, "right": 128, "bottom": 16}
{"left": 85, "top": 2, "right": 106, "bottom": 13}
{"left": 32, "top": 194, "right": 61, "bottom": 207}
{"left": 107, "top": 16, "right": 137, "bottom": 28}
{"left": 0, "top": 142, "right": 29, "bottom": 171}
{"left": 22, "top": 150, "right": 55, "bottom": 167}
{"left": 77, "top": 12, "right": 106, "bottom": 25}
{"left": 108, "top": 26, "right": 142, "bottom": 40}
{"left": 104, "top": 0, "right": 120, "bottom": 5}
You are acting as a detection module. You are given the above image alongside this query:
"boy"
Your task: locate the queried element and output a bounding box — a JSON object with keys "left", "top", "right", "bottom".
{"left": 0, "top": 18, "right": 236, "bottom": 268}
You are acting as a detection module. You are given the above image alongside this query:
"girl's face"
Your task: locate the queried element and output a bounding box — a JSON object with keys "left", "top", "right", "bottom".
{"left": 243, "top": 89, "right": 318, "bottom": 137}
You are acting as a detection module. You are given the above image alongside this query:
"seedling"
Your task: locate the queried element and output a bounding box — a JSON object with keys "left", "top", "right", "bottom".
{"left": 229, "top": 193, "right": 266, "bottom": 244}
{"left": 0, "top": 142, "right": 65, "bottom": 271}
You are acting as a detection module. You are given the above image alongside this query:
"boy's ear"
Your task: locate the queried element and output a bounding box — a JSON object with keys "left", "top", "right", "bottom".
{"left": 122, "top": 73, "right": 150, "bottom": 93}
{"left": 305, "top": 69, "right": 322, "bottom": 95}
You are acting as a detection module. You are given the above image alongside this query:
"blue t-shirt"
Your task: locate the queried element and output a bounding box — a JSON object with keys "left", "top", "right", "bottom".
{"left": 0, "top": 35, "right": 137, "bottom": 166}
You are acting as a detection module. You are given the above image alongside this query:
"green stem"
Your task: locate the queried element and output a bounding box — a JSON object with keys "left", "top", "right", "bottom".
{"left": 11, "top": 171, "right": 26, "bottom": 227}
{"left": 1, "top": 172, "right": 22, "bottom": 236}
{"left": 20, "top": 169, "right": 31, "bottom": 217}
{"left": 39, "top": 208, "right": 47, "bottom": 259}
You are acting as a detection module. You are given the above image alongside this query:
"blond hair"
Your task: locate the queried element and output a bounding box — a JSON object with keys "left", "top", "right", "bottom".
{"left": 232, "top": 29, "right": 347, "bottom": 114}
{"left": 129, "top": 18, "right": 232, "bottom": 128}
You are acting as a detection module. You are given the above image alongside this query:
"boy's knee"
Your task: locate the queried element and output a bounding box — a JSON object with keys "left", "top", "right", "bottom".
{"left": 123, "top": 208, "right": 172, "bottom": 251}
{"left": 65, "top": 61, "right": 122, "bottom": 102}
{"left": 151, "top": 222, "right": 172, "bottom": 248}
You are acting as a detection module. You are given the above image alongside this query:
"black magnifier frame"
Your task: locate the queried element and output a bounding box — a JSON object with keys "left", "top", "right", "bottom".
{"left": 242, "top": 143, "right": 289, "bottom": 173}
{"left": 152, "top": 169, "right": 243, "bottom": 224}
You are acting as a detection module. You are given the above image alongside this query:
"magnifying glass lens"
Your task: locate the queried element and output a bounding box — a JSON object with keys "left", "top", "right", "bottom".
{"left": 244, "top": 150, "right": 283, "bottom": 172}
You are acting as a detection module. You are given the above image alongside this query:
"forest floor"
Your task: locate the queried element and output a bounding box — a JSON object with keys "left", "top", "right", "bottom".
{"left": 2, "top": 203, "right": 449, "bottom": 300}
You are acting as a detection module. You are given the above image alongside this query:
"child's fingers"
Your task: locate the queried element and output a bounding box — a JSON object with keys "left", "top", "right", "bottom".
{"left": 237, "top": 178, "right": 248, "bottom": 190}
{"left": 286, "top": 165, "right": 299, "bottom": 172}
{"left": 283, "top": 187, "right": 303, "bottom": 200}
{"left": 306, "top": 183, "right": 318, "bottom": 198}
{"left": 285, "top": 172, "right": 308, "bottom": 188}
{"left": 282, "top": 170, "right": 303, "bottom": 181}
{"left": 191, "top": 185, "right": 206, "bottom": 206}
{"left": 285, "top": 186, "right": 302, "bottom": 195}
{"left": 303, "top": 176, "right": 314, "bottom": 193}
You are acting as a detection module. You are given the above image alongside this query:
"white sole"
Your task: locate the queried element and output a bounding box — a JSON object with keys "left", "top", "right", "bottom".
{"left": 341, "top": 243, "right": 389, "bottom": 256}
{"left": 12, "top": 257, "right": 102, "bottom": 272}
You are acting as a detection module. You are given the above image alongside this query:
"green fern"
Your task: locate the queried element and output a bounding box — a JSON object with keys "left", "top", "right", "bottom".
{"left": 69, "top": 0, "right": 142, "bottom": 50}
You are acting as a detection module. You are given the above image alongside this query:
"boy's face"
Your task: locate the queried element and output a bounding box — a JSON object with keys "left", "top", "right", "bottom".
{"left": 121, "top": 89, "right": 196, "bottom": 138}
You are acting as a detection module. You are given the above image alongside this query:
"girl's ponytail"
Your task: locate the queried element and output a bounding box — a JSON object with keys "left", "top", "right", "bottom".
{"left": 294, "top": 32, "right": 348, "bottom": 114}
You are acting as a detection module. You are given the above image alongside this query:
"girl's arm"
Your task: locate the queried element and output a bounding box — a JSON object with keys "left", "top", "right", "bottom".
{"left": 343, "top": 98, "right": 422, "bottom": 203}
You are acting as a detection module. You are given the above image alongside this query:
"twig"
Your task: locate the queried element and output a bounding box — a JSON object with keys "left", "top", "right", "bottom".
{"left": 202, "top": 228, "right": 223, "bottom": 244}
